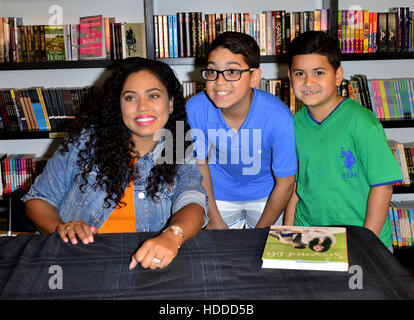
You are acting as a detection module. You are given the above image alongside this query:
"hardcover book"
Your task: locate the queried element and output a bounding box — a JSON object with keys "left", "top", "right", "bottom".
{"left": 79, "top": 15, "right": 106, "bottom": 60}
{"left": 261, "top": 226, "right": 349, "bottom": 272}
{"left": 123, "top": 22, "right": 146, "bottom": 58}
{"left": 44, "top": 25, "right": 65, "bottom": 61}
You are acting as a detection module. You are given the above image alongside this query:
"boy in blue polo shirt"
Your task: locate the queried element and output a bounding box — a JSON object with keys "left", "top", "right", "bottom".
{"left": 186, "top": 32, "right": 297, "bottom": 229}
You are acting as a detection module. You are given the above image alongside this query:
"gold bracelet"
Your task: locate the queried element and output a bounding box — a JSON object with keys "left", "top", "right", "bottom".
{"left": 163, "top": 225, "right": 185, "bottom": 248}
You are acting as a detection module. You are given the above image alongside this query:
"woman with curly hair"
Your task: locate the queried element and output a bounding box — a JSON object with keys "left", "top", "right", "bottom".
{"left": 23, "top": 57, "right": 207, "bottom": 270}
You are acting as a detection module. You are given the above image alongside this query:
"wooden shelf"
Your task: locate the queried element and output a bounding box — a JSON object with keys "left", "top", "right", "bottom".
{"left": 0, "top": 131, "right": 67, "bottom": 140}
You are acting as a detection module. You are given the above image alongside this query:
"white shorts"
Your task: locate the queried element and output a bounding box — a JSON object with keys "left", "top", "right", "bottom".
{"left": 215, "top": 197, "right": 284, "bottom": 229}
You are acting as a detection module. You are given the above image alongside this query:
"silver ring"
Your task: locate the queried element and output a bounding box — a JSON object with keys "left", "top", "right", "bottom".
{"left": 64, "top": 226, "right": 72, "bottom": 234}
{"left": 152, "top": 257, "right": 161, "bottom": 266}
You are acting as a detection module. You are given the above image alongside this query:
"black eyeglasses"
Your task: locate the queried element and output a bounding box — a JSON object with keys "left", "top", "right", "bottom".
{"left": 200, "top": 68, "right": 256, "bottom": 81}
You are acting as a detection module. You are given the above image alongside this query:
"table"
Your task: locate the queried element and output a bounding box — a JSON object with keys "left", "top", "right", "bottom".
{"left": 0, "top": 226, "right": 413, "bottom": 300}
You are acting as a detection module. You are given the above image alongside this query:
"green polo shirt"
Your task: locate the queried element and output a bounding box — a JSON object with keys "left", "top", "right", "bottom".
{"left": 294, "top": 98, "right": 403, "bottom": 247}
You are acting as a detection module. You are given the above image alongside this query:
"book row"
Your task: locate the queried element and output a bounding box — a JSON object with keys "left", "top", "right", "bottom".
{"left": 338, "top": 7, "right": 414, "bottom": 54}
{"left": 339, "top": 75, "right": 414, "bottom": 120}
{"left": 1, "top": 75, "right": 412, "bottom": 134}
{"left": 389, "top": 206, "right": 414, "bottom": 248}
{"left": 188, "top": 75, "right": 414, "bottom": 121}
{"left": 153, "top": 10, "right": 330, "bottom": 58}
{"left": 0, "top": 15, "right": 146, "bottom": 63}
{"left": 0, "top": 153, "right": 47, "bottom": 197}
{"left": 181, "top": 78, "right": 304, "bottom": 115}
{"left": 0, "top": 87, "right": 93, "bottom": 132}
{"left": 154, "top": 6, "right": 414, "bottom": 59}
{"left": 391, "top": 144, "right": 414, "bottom": 187}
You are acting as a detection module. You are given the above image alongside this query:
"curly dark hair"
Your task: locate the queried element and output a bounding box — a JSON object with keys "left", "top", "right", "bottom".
{"left": 61, "top": 57, "right": 191, "bottom": 208}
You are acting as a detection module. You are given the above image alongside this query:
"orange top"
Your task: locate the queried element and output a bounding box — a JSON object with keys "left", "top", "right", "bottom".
{"left": 98, "top": 163, "right": 137, "bottom": 233}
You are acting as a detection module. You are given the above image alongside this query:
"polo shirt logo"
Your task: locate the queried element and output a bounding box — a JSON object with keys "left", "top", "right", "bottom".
{"left": 340, "top": 147, "right": 357, "bottom": 179}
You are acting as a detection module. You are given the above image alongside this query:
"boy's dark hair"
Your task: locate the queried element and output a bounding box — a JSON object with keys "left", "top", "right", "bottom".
{"left": 206, "top": 32, "right": 260, "bottom": 68}
{"left": 288, "top": 31, "right": 341, "bottom": 70}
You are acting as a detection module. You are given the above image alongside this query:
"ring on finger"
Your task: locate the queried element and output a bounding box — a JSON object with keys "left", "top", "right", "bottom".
{"left": 64, "top": 226, "right": 72, "bottom": 234}
{"left": 152, "top": 257, "right": 161, "bottom": 266}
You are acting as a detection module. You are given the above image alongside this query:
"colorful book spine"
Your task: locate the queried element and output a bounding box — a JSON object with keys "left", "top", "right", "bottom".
{"left": 383, "top": 80, "right": 395, "bottom": 119}
{"left": 79, "top": 15, "right": 106, "bottom": 59}
{"left": 410, "top": 208, "right": 414, "bottom": 246}
{"left": 172, "top": 15, "right": 178, "bottom": 58}
{"left": 378, "top": 80, "right": 390, "bottom": 120}
{"left": 366, "top": 80, "right": 378, "bottom": 118}
{"left": 408, "top": 79, "right": 414, "bottom": 118}
{"left": 388, "top": 80, "right": 401, "bottom": 120}
{"left": 168, "top": 15, "right": 174, "bottom": 58}
{"left": 363, "top": 10, "right": 369, "bottom": 53}
{"left": 389, "top": 207, "right": 398, "bottom": 247}
{"left": 393, "top": 80, "right": 404, "bottom": 118}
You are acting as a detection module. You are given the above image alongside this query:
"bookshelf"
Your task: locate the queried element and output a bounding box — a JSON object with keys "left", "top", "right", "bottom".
{"left": 146, "top": 0, "right": 414, "bottom": 267}
{"left": 0, "top": 0, "right": 146, "bottom": 213}
{"left": 0, "top": 1, "right": 413, "bottom": 224}
{"left": 0, "top": 0, "right": 145, "bottom": 152}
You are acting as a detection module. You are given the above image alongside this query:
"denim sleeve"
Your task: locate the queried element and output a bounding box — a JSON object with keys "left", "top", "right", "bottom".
{"left": 21, "top": 139, "right": 83, "bottom": 210}
{"left": 171, "top": 163, "right": 209, "bottom": 227}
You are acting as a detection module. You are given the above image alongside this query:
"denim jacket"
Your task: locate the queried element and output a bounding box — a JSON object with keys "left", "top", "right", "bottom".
{"left": 22, "top": 134, "right": 208, "bottom": 232}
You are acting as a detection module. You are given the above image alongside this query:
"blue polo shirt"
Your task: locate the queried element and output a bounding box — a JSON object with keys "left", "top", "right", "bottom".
{"left": 186, "top": 89, "right": 297, "bottom": 201}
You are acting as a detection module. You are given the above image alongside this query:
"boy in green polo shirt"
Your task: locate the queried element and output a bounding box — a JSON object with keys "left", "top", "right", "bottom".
{"left": 284, "top": 31, "right": 403, "bottom": 248}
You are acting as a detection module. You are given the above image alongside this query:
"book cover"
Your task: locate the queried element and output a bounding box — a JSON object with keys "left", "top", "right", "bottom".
{"left": 124, "top": 22, "right": 146, "bottom": 58}
{"left": 44, "top": 25, "right": 65, "bottom": 61}
{"left": 261, "top": 226, "right": 349, "bottom": 272}
{"left": 79, "top": 15, "right": 106, "bottom": 60}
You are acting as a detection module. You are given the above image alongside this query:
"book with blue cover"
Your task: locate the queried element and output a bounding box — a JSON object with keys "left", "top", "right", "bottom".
{"left": 261, "top": 226, "right": 349, "bottom": 271}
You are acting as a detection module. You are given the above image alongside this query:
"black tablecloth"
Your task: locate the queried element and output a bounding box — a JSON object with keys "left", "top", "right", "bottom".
{"left": 0, "top": 226, "right": 413, "bottom": 300}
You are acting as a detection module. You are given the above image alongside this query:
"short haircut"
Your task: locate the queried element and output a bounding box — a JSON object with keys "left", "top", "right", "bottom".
{"left": 288, "top": 31, "right": 341, "bottom": 70}
{"left": 206, "top": 32, "right": 260, "bottom": 68}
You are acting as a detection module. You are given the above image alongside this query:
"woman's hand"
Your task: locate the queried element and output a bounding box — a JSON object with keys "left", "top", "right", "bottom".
{"left": 55, "top": 221, "right": 98, "bottom": 245}
{"left": 129, "top": 231, "right": 180, "bottom": 270}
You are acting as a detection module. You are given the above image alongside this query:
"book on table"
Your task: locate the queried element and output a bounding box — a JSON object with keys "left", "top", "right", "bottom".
{"left": 261, "top": 225, "right": 349, "bottom": 271}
